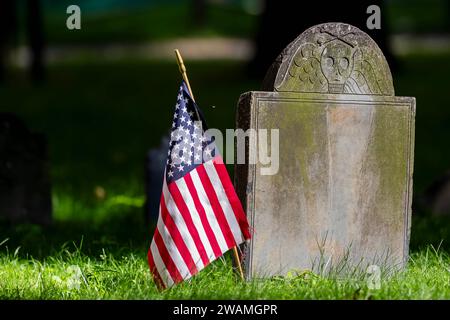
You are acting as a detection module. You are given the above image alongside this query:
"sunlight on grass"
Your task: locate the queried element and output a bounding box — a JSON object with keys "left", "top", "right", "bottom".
{"left": 0, "top": 242, "right": 449, "bottom": 299}
{"left": 52, "top": 192, "right": 145, "bottom": 222}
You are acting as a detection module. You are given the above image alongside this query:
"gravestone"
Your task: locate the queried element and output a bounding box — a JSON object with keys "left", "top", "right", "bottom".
{"left": 145, "top": 134, "right": 170, "bottom": 224}
{"left": 0, "top": 113, "right": 52, "bottom": 224}
{"left": 235, "top": 23, "right": 415, "bottom": 278}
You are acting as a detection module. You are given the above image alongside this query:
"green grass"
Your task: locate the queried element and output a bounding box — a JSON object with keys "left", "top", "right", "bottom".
{"left": 0, "top": 235, "right": 449, "bottom": 299}
{"left": 1, "top": 55, "right": 450, "bottom": 299}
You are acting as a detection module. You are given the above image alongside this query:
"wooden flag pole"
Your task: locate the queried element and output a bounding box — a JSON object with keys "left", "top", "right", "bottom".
{"left": 232, "top": 246, "right": 245, "bottom": 281}
{"left": 174, "top": 49, "right": 245, "bottom": 281}
{"left": 175, "top": 49, "right": 195, "bottom": 102}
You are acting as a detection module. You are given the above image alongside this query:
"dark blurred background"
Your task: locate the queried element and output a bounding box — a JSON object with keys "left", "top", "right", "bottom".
{"left": 0, "top": 0, "right": 449, "bottom": 255}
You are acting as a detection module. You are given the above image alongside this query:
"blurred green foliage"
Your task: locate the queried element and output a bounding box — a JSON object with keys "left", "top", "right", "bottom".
{"left": 42, "top": 1, "right": 257, "bottom": 44}
{"left": 15, "top": 0, "right": 446, "bottom": 46}
{"left": 387, "top": 0, "right": 450, "bottom": 34}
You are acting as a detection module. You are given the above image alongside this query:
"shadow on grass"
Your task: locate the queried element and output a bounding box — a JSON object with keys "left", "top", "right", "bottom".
{"left": 1, "top": 211, "right": 449, "bottom": 263}
{"left": 0, "top": 209, "right": 155, "bottom": 261}
{"left": 410, "top": 214, "right": 450, "bottom": 252}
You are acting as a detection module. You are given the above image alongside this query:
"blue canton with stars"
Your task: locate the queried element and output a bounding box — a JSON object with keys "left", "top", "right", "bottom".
{"left": 166, "top": 82, "right": 216, "bottom": 183}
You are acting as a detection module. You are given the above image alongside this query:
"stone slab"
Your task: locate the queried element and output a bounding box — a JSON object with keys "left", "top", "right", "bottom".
{"left": 235, "top": 91, "right": 415, "bottom": 278}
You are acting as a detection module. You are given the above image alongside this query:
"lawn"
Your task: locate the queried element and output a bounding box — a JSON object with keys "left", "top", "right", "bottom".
{"left": 0, "top": 239, "right": 449, "bottom": 299}
{"left": 0, "top": 55, "right": 450, "bottom": 299}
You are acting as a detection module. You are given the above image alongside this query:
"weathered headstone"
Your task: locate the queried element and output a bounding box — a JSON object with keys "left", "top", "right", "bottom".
{"left": 235, "top": 23, "right": 415, "bottom": 278}
{"left": 0, "top": 113, "right": 52, "bottom": 224}
{"left": 145, "top": 135, "right": 170, "bottom": 224}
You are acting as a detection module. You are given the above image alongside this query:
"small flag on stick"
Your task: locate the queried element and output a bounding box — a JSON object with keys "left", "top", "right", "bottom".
{"left": 147, "top": 61, "right": 251, "bottom": 289}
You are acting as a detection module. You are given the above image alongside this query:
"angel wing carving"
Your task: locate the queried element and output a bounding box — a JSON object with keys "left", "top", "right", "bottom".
{"left": 278, "top": 43, "right": 327, "bottom": 92}
{"left": 346, "top": 48, "right": 388, "bottom": 95}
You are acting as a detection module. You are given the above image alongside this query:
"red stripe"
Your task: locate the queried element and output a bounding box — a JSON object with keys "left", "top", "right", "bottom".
{"left": 195, "top": 165, "right": 236, "bottom": 249}
{"left": 153, "top": 228, "right": 183, "bottom": 284}
{"left": 160, "top": 193, "right": 198, "bottom": 275}
{"left": 168, "top": 182, "right": 210, "bottom": 267}
{"left": 147, "top": 248, "right": 165, "bottom": 289}
{"left": 184, "top": 173, "right": 223, "bottom": 258}
{"left": 213, "top": 157, "right": 251, "bottom": 240}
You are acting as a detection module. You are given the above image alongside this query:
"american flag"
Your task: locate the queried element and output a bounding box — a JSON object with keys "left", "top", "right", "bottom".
{"left": 147, "top": 82, "right": 251, "bottom": 288}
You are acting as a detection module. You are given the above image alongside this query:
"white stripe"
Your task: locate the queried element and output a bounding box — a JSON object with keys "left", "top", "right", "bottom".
{"left": 190, "top": 169, "right": 229, "bottom": 253}
{"left": 150, "top": 238, "right": 174, "bottom": 287}
{"left": 203, "top": 160, "right": 244, "bottom": 244}
{"left": 163, "top": 183, "right": 205, "bottom": 270}
{"left": 157, "top": 216, "right": 191, "bottom": 280}
{"left": 176, "top": 178, "right": 216, "bottom": 262}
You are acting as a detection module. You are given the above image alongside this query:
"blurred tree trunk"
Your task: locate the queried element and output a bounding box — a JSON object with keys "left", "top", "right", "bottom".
{"left": 446, "top": 1, "right": 450, "bottom": 33}
{"left": 26, "top": 0, "right": 45, "bottom": 84}
{"left": 0, "top": 1, "right": 18, "bottom": 84}
{"left": 249, "top": 0, "right": 395, "bottom": 80}
{"left": 191, "top": 0, "right": 207, "bottom": 26}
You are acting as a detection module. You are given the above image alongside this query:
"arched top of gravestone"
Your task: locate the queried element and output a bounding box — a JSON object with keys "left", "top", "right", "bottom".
{"left": 262, "top": 23, "right": 394, "bottom": 96}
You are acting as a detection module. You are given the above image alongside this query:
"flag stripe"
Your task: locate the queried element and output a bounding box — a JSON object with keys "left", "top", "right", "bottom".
{"left": 212, "top": 158, "right": 251, "bottom": 239}
{"left": 160, "top": 193, "right": 198, "bottom": 275}
{"left": 204, "top": 160, "right": 244, "bottom": 244}
{"left": 168, "top": 182, "right": 210, "bottom": 267}
{"left": 157, "top": 214, "right": 192, "bottom": 280}
{"left": 184, "top": 173, "right": 223, "bottom": 258}
{"left": 190, "top": 169, "right": 230, "bottom": 253}
{"left": 163, "top": 183, "right": 204, "bottom": 270}
{"left": 147, "top": 249, "right": 165, "bottom": 289}
{"left": 150, "top": 238, "right": 174, "bottom": 287}
{"left": 175, "top": 178, "right": 217, "bottom": 261}
{"left": 195, "top": 165, "right": 236, "bottom": 249}
{"left": 153, "top": 227, "right": 183, "bottom": 284}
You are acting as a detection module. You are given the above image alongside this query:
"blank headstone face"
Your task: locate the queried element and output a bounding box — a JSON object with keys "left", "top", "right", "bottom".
{"left": 235, "top": 23, "right": 415, "bottom": 278}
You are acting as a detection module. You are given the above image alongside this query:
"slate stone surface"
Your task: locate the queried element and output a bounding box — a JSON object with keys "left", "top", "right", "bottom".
{"left": 235, "top": 23, "right": 415, "bottom": 278}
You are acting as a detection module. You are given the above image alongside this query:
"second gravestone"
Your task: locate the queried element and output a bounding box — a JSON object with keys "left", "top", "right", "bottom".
{"left": 235, "top": 23, "right": 415, "bottom": 278}
{"left": 0, "top": 113, "right": 52, "bottom": 224}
